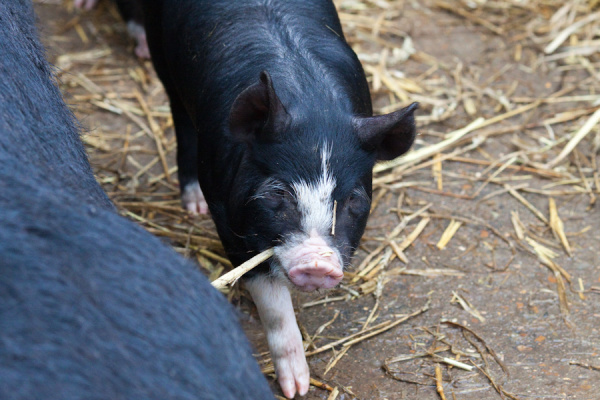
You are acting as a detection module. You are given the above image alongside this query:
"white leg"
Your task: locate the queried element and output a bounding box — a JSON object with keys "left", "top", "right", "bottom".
{"left": 246, "top": 276, "right": 309, "bottom": 399}
{"left": 126, "top": 21, "right": 151, "bottom": 60}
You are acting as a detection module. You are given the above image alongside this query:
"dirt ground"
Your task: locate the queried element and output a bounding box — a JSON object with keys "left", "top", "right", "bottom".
{"left": 34, "top": 0, "right": 599, "bottom": 399}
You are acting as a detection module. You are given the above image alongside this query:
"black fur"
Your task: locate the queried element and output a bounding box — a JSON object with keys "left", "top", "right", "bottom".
{"left": 0, "top": 2, "right": 272, "bottom": 398}
{"left": 114, "top": 0, "right": 143, "bottom": 25}
{"left": 0, "top": 0, "right": 111, "bottom": 210}
{"left": 138, "top": 0, "right": 417, "bottom": 274}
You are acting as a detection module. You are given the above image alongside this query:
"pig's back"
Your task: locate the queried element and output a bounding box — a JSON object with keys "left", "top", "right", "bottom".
{"left": 160, "top": 0, "right": 371, "bottom": 130}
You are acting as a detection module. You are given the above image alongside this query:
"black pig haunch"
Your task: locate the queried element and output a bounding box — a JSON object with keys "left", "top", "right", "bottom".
{"left": 134, "top": 0, "right": 418, "bottom": 397}
{"left": 0, "top": 1, "right": 272, "bottom": 399}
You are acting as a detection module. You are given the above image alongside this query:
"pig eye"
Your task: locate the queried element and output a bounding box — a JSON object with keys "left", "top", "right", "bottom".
{"left": 347, "top": 193, "right": 362, "bottom": 207}
{"left": 346, "top": 189, "right": 370, "bottom": 214}
{"left": 262, "top": 188, "right": 292, "bottom": 209}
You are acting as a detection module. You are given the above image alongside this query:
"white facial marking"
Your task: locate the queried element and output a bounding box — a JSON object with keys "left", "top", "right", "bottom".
{"left": 275, "top": 143, "right": 344, "bottom": 289}
{"left": 292, "top": 143, "right": 336, "bottom": 236}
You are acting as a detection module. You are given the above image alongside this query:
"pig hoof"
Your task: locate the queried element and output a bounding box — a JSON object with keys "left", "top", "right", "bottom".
{"left": 73, "top": 0, "right": 98, "bottom": 10}
{"left": 127, "top": 21, "right": 151, "bottom": 59}
{"left": 275, "top": 350, "right": 310, "bottom": 398}
{"left": 182, "top": 181, "right": 208, "bottom": 215}
{"left": 134, "top": 41, "right": 151, "bottom": 59}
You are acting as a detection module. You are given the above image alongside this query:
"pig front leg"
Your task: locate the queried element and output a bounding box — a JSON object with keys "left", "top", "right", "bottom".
{"left": 126, "top": 20, "right": 150, "bottom": 59}
{"left": 170, "top": 98, "right": 208, "bottom": 215}
{"left": 246, "top": 276, "right": 309, "bottom": 399}
{"left": 181, "top": 181, "right": 208, "bottom": 215}
{"left": 139, "top": 11, "right": 205, "bottom": 214}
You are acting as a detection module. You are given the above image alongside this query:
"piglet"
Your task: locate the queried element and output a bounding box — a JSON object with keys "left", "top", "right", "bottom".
{"left": 135, "top": 0, "right": 418, "bottom": 397}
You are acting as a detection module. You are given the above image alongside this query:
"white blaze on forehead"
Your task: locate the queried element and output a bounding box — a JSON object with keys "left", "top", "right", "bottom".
{"left": 292, "top": 144, "right": 336, "bottom": 235}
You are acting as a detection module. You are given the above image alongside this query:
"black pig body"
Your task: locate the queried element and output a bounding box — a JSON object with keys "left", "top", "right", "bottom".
{"left": 0, "top": 2, "right": 272, "bottom": 399}
{"left": 0, "top": 172, "right": 274, "bottom": 400}
{"left": 1, "top": 0, "right": 112, "bottom": 211}
{"left": 137, "top": 0, "right": 417, "bottom": 397}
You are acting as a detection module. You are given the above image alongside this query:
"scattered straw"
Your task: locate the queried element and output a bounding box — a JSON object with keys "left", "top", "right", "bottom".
{"left": 505, "top": 185, "right": 549, "bottom": 225}
{"left": 548, "top": 198, "right": 572, "bottom": 256}
{"left": 451, "top": 291, "right": 486, "bottom": 323}
{"left": 569, "top": 361, "right": 600, "bottom": 371}
{"left": 544, "top": 12, "right": 600, "bottom": 54}
{"left": 545, "top": 108, "right": 600, "bottom": 168}
{"left": 434, "top": 363, "right": 447, "bottom": 400}
{"left": 374, "top": 118, "right": 485, "bottom": 174}
{"left": 433, "top": 356, "right": 474, "bottom": 371}
{"left": 436, "top": 220, "right": 462, "bottom": 250}
{"left": 305, "top": 300, "right": 429, "bottom": 357}
{"left": 309, "top": 378, "right": 334, "bottom": 392}
{"left": 211, "top": 248, "right": 274, "bottom": 290}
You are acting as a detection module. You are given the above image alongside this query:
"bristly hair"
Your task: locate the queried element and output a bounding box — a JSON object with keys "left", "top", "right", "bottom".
{"left": 249, "top": 178, "right": 291, "bottom": 203}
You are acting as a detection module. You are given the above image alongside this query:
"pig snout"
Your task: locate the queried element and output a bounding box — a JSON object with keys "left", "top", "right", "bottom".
{"left": 284, "top": 233, "right": 343, "bottom": 291}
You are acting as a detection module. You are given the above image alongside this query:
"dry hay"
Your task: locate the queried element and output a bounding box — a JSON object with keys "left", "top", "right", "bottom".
{"left": 41, "top": 0, "right": 599, "bottom": 397}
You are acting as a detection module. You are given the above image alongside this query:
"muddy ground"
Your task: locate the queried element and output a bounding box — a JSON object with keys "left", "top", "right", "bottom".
{"left": 34, "top": 1, "right": 599, "bottom": 399}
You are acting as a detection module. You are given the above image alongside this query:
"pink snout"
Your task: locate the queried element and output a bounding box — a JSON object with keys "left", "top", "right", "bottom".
{"left": 288, "top": 263, "right": 343, "bottom": 291}
{"left": 285, "top": 234, "right": 343, "bottom": 291}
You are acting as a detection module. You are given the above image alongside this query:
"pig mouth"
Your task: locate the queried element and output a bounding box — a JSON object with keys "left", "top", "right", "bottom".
{"left": 287, "top": 261, "right": 344, "bottom": 292}
{"left": 273, "top": 234, "right": 344, "bottom": 292}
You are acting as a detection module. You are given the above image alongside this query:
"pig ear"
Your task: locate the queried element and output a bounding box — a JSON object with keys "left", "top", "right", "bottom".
{"left": 354, "top": 102, "right": 418, "bottom": 161}
{"left": 229, "top": 71, "right": 289, "bottom": 143}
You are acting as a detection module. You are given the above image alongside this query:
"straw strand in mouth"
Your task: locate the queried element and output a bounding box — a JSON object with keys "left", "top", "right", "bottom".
{"left": 211, "top": 248, "right": 274, "bottom": 290}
